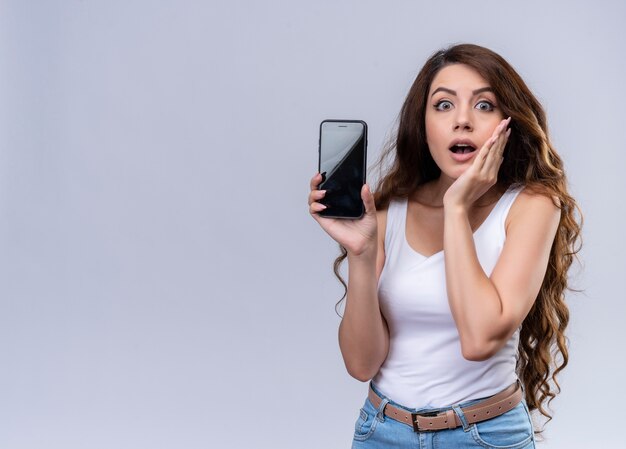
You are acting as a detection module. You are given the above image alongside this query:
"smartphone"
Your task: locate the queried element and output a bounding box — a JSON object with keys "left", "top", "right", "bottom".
{"left": 318, "top": 119, "right": 367, "bottom": 219}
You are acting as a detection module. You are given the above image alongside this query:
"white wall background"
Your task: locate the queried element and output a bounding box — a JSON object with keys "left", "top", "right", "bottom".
{"left": 1, "top": 1, "right": 624, "bottom": 448}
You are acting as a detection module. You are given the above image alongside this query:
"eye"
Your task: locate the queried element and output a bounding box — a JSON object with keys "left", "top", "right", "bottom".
{"left": 434, "top": 100, "right": 453, "bottom": 111}
{"left": 475, "top": 100, "right": 495, "bottom": 112}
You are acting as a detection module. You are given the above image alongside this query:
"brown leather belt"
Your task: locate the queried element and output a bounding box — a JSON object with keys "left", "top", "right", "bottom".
{"left": 368, "top": 382, "right": 523, "bottom": 432}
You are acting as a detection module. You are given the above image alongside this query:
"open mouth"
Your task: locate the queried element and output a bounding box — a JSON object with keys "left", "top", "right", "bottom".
{"left": 449, "top": 144, "right": 477, "bottom": 154}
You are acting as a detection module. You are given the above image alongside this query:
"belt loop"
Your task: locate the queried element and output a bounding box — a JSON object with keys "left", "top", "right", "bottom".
{"left": 452, "top": 404, "right": 470, "bottom": 432}
{"left": 376, "top": 397, "right": 390, "bottom": 422}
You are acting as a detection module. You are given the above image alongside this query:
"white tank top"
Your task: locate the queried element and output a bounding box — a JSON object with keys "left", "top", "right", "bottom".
{"left": 373, "top": 185, "right": 524, "bottom": 409}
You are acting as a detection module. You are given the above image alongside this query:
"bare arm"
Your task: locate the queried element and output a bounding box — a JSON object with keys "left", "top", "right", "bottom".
{"left": 443, "top": 191, "right": 560, "bottom": 360}
{"left": 338, "top": 210, "right": 389, "bottom": 381}
{"left": 308, "top": 174, "right": 389, "bottom": 381}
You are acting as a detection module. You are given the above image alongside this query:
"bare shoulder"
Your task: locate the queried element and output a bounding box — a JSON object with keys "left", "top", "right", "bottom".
{"left": 506, "top": 187, "right": 561, "bottom": 234}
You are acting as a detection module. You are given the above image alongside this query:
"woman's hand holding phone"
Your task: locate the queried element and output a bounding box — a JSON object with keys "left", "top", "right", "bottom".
{"left": 308, "top": 173, "right": 378, "bottom": 257}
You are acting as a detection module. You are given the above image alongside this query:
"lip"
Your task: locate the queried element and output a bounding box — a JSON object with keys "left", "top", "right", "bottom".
{"left": 449, "top": 138, "right": 478, "bottom": 149}
{"left": 450, "top": 150, "right": 477, "bottom": 163}
{"left": 448, "top": 138, "right": 478, "bottom": 163}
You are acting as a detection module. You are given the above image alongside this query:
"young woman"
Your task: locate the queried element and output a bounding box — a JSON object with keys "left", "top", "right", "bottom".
{"left": 308, "top": 44, "right": 581, "bottom": 449}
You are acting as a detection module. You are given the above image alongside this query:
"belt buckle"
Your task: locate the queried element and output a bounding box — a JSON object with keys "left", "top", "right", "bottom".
{"left": 411, "top": 413, "right": 420, "bottom": 432}
{"left": 411, "top": 411, "right": 439, "bottom": 433}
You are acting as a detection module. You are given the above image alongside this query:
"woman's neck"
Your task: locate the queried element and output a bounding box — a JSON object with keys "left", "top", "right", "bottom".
{"left": 413, "top": 175, "right": 502, "bottom": 208}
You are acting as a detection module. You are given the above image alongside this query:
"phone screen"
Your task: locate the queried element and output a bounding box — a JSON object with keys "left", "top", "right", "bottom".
{"left": 318, "top": 120, "right": 367, "bottom": 218}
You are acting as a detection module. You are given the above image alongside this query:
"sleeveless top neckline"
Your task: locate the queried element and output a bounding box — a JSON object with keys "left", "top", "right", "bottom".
{"left": 402, "top": 186, "right": 517, "bottom": 261}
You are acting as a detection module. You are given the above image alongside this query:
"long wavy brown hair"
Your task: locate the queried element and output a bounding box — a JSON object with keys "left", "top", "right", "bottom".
{"left": 332, "top": 44, "right": 582, "bottom": 430}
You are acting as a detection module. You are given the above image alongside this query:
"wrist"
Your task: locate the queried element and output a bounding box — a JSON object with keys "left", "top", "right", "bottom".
{"left": 347, "top": 243, "right": 377, "bottom": 262}
{"left": 443, "top": 201, "right": 469, "bottom": 216}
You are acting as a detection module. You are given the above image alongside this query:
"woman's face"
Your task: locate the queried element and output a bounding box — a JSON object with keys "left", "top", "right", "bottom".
{"left": 425, "top": 63, "right": 505, "bottom": 180}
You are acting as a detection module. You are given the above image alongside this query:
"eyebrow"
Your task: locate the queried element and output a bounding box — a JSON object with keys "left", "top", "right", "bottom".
{"left": 430, "top": 86, "right": 494, "bottom": 98}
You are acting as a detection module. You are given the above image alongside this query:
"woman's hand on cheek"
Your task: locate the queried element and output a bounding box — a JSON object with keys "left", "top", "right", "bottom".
{"left": 443, "top": 117, "right": 511, "bottom": 210}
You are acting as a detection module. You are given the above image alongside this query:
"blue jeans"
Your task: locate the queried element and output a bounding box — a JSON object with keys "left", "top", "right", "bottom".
{"left": 352, "top": 384, "right": 536, "bottom": 449}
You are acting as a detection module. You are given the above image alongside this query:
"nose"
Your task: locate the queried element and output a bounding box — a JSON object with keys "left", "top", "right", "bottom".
{"left": 454, "top": 120, "right": 472, "bottom": 131}
{"left": 453, "top": 106, "right": 473, "bottom": 131}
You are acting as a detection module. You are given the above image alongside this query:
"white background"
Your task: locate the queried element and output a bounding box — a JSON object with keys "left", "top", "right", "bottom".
{"left": 1, "top": 1, "right": 624, "bottom": 448}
